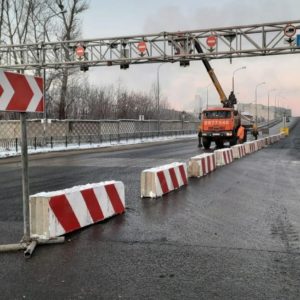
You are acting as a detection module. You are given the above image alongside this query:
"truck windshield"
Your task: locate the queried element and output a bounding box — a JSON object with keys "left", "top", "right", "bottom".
{"left": 204, "top": 111, "right": 231, "bottom": 119}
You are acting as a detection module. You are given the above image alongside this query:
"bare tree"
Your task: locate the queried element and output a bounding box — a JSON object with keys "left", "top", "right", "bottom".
{"left": 0, "top": 0, "right": 5, "bottom": 40}
{"left": 54, "top": 0, "right": 88, "bottom": 119}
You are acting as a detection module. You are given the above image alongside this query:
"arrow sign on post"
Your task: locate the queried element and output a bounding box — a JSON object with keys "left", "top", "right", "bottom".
{"left": 0, "top": 71, "right": 44, "bottom": 112}
{"left": 0, "top": 70, "right": 44, "bottom": 254}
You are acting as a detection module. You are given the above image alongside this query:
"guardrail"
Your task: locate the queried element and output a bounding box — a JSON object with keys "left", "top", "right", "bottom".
{"left": 257, "top": 119, "right": 282, "bottom": 130}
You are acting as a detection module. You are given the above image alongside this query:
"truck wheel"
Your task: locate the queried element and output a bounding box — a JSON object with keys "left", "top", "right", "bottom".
{"left": 202, "top": 137, "right": 211, "bottom": 150}
{"left": 215, "top": 140, "right": 224, "bottom": 149}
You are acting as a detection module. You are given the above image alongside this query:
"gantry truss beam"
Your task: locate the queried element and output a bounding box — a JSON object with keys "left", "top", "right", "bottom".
{"left": 1, "top": 20, "right": 300, "bottom": 70}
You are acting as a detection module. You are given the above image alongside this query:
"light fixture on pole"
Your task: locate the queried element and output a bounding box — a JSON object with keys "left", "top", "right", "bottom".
{"left": 267, "top": 88, "right": 276, "bottom": 128}
{"left": 232, "top": 66, "right": 246, "bottom": 93}
{"left": 255, "top": 82, "right": 266, "bottom": 125}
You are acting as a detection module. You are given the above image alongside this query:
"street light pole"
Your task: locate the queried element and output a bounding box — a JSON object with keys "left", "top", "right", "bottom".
{"left": 42, "top": 7, "right": 66, "bottom": 131}
{"left": 267, "top": 88, "right": 276, "bottom": 128}
{"left": 232, "top": 66, "right": 246, "bottom": 93}
{"left": 255, "top": 82, "right": 266, "bottom": 126}
{"left": 206, "top": 83, "right": 212, "bottom": 109}
{"left": 275, "top": 92, "right": 281, "bottom": 120}
{"left": 157, "top": 63, "right": 165, "bottom": 133}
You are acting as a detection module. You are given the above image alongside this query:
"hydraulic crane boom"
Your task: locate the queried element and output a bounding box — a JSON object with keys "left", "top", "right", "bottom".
{"left": 194, "top": 40, "right": 236, "bottom": 108}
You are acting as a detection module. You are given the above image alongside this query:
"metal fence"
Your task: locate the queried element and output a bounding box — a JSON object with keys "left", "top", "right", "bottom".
{"left": 0, "top": 119, "right": 198, "bottom": 152}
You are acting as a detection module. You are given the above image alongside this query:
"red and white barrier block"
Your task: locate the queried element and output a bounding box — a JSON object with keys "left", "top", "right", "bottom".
{"left": 231, "top": 144, "right": 246, "bottom": 159}
{"left": 141, "top": 162, "right": 188, "bottom": 198}
{"left": 269, "top": 135, "right": 275, "bottom": 144}
{"left": 243, "top": 141, "right": 257, "bottom": 154}
{"left": 214, "top": 148, "right": 234, "bottom": 167}
{"left": 30, "top": 181, "right": 125, "bottom": 239}
{"left": 269, "top": 134, "right": 281, "bottom": 144}
{"left": 264, "top": 136, "right": 271, "bottom": 145}
{"left": 256, "top": 139, "right": 266, "bottom": 150}
{"left": 188, "top": 153, "right": 216, "bottom": 178}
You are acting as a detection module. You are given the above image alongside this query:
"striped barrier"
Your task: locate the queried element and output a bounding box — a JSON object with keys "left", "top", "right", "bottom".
{"left": 243, "top": 141, "right": 257, "bottom": 154}
{"left": 214, "top": 148, "right": 234, "bottom": 167}
{"left": 279, "top": 132, "right": 286, "bottom": 138}
{"left": 231, "top": 144, "right": 246, "bottom": 159}
{"left": 141, "top": 162, "right": 188, "bottom": 198}
{"left": 30, "top": 181, "right": 125, "bottom": 239}
{"left": 188, "top": 153, "right": 216, "bottom": 178}
{"left": 264, "top": 137, "right": 270, "bottom": 145}
{"left": 269, "top": 134, "right": 281, "bottom": 143}
{"left": 252, "top": 141, "right": 259, "bottom": 152}
{"left": 256, "top": 139, "right": 266, "bottom": 150}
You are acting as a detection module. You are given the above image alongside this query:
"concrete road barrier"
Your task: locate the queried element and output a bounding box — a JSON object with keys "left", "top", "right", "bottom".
{"left": 243, "top": 141, "right": 257, "bottom": 154}
{"left": 280, "top": 131, "right": 287, "bottom": 138}
{"left": 269, "top": 134, "right": 281, "bottom": 143}
{"left": 30, "top": 181, "right": 125, "bottom": 239}
{"left": 188, "top": 153, "right": 216, "bottom": 178}
{"left": 264, "top": 136, "right": 271, "bottom": 145}
{"left": 141, "top": 162, "right": 188, "bottom": 198}
{"left": 231, "top": 144, "right": 246, "bottom": 159}
{"left": 256, "top": 139, "right": 266, "bottom": 150}
{"left": 214, "top": 148, "right": 234, "bottom": 166}
{"left": 252, "top": 141, "right": 259, "bottom": 152}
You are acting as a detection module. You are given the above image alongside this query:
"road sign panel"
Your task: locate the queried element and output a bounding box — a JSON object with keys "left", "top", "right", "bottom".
{"left": 0, "top": 71, "right": 44, "bottom": 113}
{"left": 76, "top": 44, "right": 85, "bottom": 58}
{"left": 206, "top": 35, "right": 217, "bottom": 48}
{"left": 297, "top": 34, "right": 300, "bottom": 46}
{"left": 284, "top": 24, "right": 296, "bottom": 37}
{"left": 138, "top": 41, "right": 147, "bottom": 53}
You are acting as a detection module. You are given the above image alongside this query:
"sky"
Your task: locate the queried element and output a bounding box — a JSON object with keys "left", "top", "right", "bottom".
{"left": 81, "top": 0, "right": 300, "bottom": 116}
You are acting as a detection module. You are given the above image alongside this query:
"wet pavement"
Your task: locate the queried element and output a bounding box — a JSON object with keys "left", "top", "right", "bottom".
{"left": 0, "top": 119, "right": 299, "bottom": 299}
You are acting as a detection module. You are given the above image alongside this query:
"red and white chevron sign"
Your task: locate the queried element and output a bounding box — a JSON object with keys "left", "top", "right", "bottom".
{"left": 0, "top": 70, "right": 44, "bottom": 112}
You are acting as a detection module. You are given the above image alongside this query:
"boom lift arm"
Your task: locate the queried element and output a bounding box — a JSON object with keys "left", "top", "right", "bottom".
{"left": 194, "top": 40, "right": 237, "bottom": 108}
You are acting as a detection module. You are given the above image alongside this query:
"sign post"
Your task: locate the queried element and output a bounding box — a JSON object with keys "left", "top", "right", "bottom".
{"left": 0, "top": 71, "right": 44, "bottom": 241}
{"left": 0, "top": 70, "right": 63, "bottom": 257}
{"left": 20, "top": 112, "right": 30, "bottom": 242}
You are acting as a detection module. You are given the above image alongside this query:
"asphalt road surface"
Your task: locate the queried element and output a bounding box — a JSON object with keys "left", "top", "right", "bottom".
{"left": 0, "top": 119, "right": 299, "bottom": 299}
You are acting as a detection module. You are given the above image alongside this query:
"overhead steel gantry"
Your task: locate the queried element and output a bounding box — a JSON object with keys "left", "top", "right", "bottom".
{"left": 0, "top": 20, "right": 300, "bottom": 70}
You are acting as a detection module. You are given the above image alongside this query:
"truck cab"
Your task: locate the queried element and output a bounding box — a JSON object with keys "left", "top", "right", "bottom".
{"left": 199, "top": 107, "right": 240, "bottom": 149}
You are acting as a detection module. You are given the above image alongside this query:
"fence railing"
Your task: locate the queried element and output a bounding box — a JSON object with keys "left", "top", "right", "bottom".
{"left": 0, "top": 129, "right": 197, "bottom": 153}
{"left": 0, "top": 119, "right": 199, "bottom": 139}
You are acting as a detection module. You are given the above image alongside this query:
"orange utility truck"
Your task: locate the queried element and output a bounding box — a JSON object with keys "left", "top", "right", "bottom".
{"left": 194, "top": 40, "right": 246, "bottom": 149}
